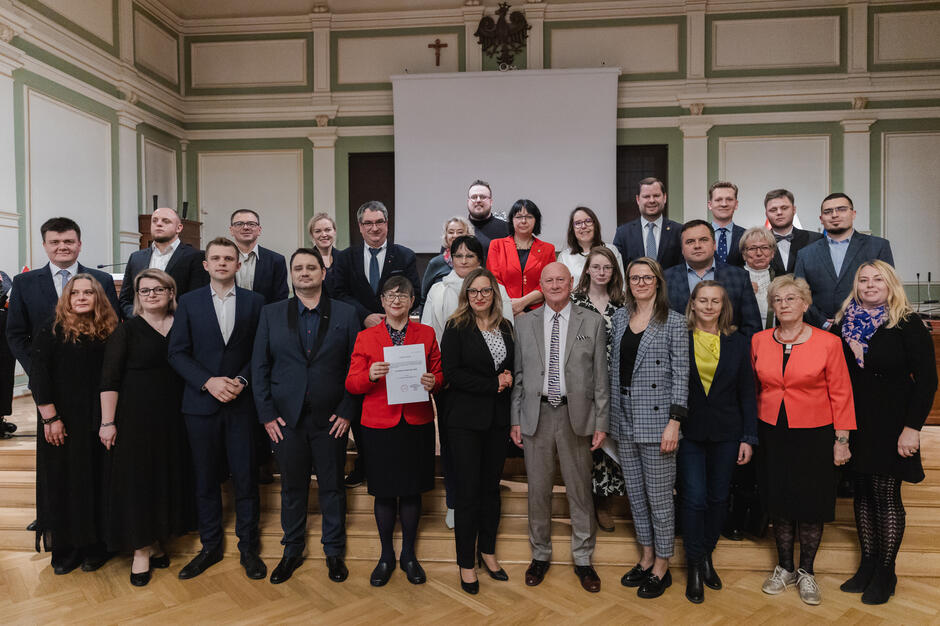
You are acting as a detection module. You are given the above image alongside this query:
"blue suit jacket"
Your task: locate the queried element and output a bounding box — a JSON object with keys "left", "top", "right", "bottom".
{"left": 684, "top": 330, "right": 758, "bottom": 445}
{"left": 118, "top": 243, "right": 207, "bottom": 318}
{"left": 328, "top": 242, "right": 420, "bottom": 323}
{"left": 248, "top": 246, "right": 289, "bottom": 305}
{"left": 251, "top": 296, "right": 360, "bottom": 429}
{"left": 663, "top": 261, "right": 762, "bottom": 337}
{"left": 794, "top": 231, "right": 894, "bottom": 327}
{"left": 6, "top": 263, "right": 120, "bottom": 374}
{"left": 714, "top": 223, "right": 746, "bottom": 268}
{"left": 168, "top": 285, "right": 264, "bottom": 417}
{"left": 612, "top": 217, "right": 683, "bottom": 269}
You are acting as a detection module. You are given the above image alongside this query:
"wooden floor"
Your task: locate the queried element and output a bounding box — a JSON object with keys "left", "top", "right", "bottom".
{"left": 2, "top": 397, "right": 940, "bottom": 624}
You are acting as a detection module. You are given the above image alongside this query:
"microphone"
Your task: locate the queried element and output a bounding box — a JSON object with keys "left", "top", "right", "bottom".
{"left": 96, "top": 262, "right": 127, "bottom": 269}
{"left": 916, "top": 273, "right": 922, "bottom": 305}
{"left": 926, "top": 271, "right": 938, "bottom": 304}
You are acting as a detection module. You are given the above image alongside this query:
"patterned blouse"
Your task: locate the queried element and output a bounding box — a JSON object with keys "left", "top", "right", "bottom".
{"left": 480, "top": 327, "right": 507, "bottom": 369}
{"left": 386, "top": 321, "right": 407, "bottom": 346}
{"left": 570, "top": 292, "right": 618, "bottom": 364}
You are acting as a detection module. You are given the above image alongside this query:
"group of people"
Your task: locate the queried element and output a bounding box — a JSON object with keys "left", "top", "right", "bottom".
{"left": 2, "top": 176, "right": 935, "bottom": 610}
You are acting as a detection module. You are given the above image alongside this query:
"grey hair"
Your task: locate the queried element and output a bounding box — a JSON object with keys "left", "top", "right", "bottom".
{"left": 739, "top": 226, "right": 777, "bottom": 253}
{"left": 440, "top": 216, "right": 475, "bottom": 247}
{"left": 356, "top": 201, "right": 388, "bottom": 222}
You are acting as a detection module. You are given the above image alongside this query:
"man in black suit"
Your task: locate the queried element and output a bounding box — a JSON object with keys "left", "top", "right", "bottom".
{"left": 612, "top": 177, "right": 682, "bottom": 269}
{"left": 229, "top": 209, "right": 289, "bottom": 304}
{"left": 467, "top": 179, "right": 509, "bottom": 254}
{"left": 252, "top": 248, "right": 359, "bottom": 585}
{"left": 708, "top": 181, "right": 746, "bottom": 268}
{"left": 764, "top": 189, "right": 822, "bottom": 275}
{"left": 118, "top": 207, "right": 207, "bottom": 318}
{"left": 329, "top": 200, "right": 420, "bottom": 488}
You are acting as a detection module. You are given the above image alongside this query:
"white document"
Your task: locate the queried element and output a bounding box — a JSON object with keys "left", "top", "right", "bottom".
{"left": 384, "top": 344, "right": 429, "bottom": 405}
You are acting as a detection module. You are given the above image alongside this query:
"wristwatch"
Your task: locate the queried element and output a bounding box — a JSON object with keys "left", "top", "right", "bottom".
{"left": 835, "top": 435, "right": 849, "bottom": 444}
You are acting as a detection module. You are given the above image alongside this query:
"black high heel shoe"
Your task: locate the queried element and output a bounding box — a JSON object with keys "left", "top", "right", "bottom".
{"left": 477, "top": 553, "right": 508, "bottom": 581}
{"left": 459, "top": 570, "right": 479, "bottom": 595}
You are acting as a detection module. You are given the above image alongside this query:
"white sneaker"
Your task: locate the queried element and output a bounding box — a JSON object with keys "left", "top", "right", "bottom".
{"left": 762, "top": 565, "right": 798, "bottom": 595}
{"left": 797, "top": 569, "right": 821, "bottom": 605}
{"left": 445, "top": 508, "right": 455, "bottom": 529}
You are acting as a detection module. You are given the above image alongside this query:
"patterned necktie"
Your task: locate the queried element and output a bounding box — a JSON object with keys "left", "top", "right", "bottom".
{"left": 368, "top": 248, "right": 380, "bottom": 293}
{"left": 57, "top": 268, "right": 70, "bottom": 293}
{"left": 716, "top": 228, "right": 728, "bottom": 263}
{"left": 547, "top": 312, "right": 561, "bottom": 407}
{"left": 645, "top": 222, "right": 657, "bottom": 259}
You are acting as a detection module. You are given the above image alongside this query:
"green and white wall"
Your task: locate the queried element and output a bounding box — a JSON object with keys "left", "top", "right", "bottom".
{"left": 0, "top": 0, "right": 937, "bottom": 283}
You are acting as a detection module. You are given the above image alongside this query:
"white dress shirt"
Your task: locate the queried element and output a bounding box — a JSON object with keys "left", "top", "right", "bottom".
{"left": 211, "top": 284, "right": 237, "bottom": 344}
{"left": 362, "top": 240, "right": 388, "bottom": 282}
{"left": 50, "top": 262, "right": 80, "bottom": 297}
{"left": 236, "top": 243, "right": 259, "bottom": 291}
{"left": 149, "top": 238, "right": 180, "bottom": 272}
{"left": 541, "top": 302, "right": 571, "bottom": 397}
{"left": 772, "top": 227, "right": 793, "bottom": 269}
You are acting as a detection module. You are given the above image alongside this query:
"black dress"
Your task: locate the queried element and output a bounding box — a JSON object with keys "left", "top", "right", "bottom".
{"left": 30, "top": 324, "right": 108, "bottom": 551}
{"left": 100, "top": 316, "right": 196, "bottom": 551}
{"left": 836, "top": 317, "right": 937, "bottom": 483}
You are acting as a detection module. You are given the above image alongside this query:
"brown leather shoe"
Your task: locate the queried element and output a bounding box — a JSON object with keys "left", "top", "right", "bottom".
{"left": 595, "top": 496, "right": 615, "bottom": 532}
{"left": 525, "top": 559, "right": 550, "bottom": 586}
{"left": 575, "top": 565, "right": 601, "bottom": 593}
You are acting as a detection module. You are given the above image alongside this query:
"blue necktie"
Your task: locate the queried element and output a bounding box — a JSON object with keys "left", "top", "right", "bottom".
{"left": 57, "top": 268, "right": 71, "bottom": 294}
{"left": 645, "top": 222, "right": 657, "bottom": 259}
{"left": 716, "top": 228, "right": 728, "bottom": 263}
{"left": 368, "top": 248, "right": 380, "bottom": 293}
{"left": 547, "top": 312, "right": 561, "bottom": 407}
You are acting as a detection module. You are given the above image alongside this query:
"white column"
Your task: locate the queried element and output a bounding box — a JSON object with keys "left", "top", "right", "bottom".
{"left": 463, "top": 5, "right": 483, "bottom": 72}
{"left": 118, "top": 0, "right": 134, "bottom": 64}
{"left": 686, "top": 1, "right": 707, "bottom": 84}
{"left": 308, "top": 128, "right": 338, "bottom": 224}
{"left": 524, "top": 3, "right": 546, "bottom": 70}
{"left": 841, "top": 118, "right": 876, "bottom": 232}
{"left": 0, "top": 35, "right": 24, "bottom": 273}
{"left": 679, "top": 120, "right": 712, "bottom": 221}
{"left": 117, "top": 109, "right": 143, "bottom": 263}
{"left": 311, "top": 11, "right": 331, "bottom": 104}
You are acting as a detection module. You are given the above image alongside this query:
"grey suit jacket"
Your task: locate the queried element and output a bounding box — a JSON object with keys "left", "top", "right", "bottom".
{"left": 608, "top": 307, "right": 689, "bottom": 444}
{"left": 510, "top": 305, "right": 609, "bottom": 437}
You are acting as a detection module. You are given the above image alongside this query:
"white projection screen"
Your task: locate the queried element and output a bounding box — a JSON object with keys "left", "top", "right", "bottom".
{"left": 392, "top": 68, "right": 620, "bottom": 252}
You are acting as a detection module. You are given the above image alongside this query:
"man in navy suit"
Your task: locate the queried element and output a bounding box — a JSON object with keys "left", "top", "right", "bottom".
{"left": 168, "top": 237, "right": 266, "bottom": 581}
{"left": 328, "top": 200, "right": 420, "bottom": 487}
{"left": 707, "top": 181, "right": 746, "bottom": 268}
{"left": 663, "top": 220, "right": 762, "bottom": 337}
{"left": 252, "top": 248, "right": 359, "bottom": 585}
{"left": 118, "top": 207, "right": 207, "bottom": 318}
{"left": 229, "top": 209, "right": 289, "bottom": 304}
{"left": 794, "top": 192, "right": 894, "bottom": 328}
{"left": 612, "top": 177, "right": 682, "bottom": 269}
{"left": 7, "top": 217, "right": 120, "bottom": 377}
{"left": 764, "top": 189, "right": 822, "bottom": 275}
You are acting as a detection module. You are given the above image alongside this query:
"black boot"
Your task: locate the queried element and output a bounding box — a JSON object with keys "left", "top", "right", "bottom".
{"left": 861, "top": 564, "right": 893, "bottom": 605}
{"left": 702, "top": 553, "right": 722, "bottom": 590}
{"left": 840, "top": 555, "right": 875, "bottom": 593}
{"left": 685, "top": 560, "right": 704, "bottom": 604}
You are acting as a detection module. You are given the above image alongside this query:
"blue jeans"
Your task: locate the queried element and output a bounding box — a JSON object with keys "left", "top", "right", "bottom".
{"left": 678, "top": 438, "right": 739, "bottom": 562}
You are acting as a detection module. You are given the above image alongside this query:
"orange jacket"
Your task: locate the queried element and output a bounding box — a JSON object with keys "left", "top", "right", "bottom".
{"left": 345, "top": 320, "right": 443, "bottom": 429}
{"left": 485, "top": 236, "right": 556, "bottom": 304}
{"left": 750, "top": 327, "right": 856, "bottom": 431}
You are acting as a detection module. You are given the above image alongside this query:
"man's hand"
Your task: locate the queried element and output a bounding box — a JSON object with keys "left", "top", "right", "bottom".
{"left": 265, "top": 417, "right": 287, "bottom": 443}
{"left": 590, "top": 431, "right": 606, "bottom": 451}
{"left": 510, "top": 425, "right": 523, "bottom": 449}
{"left": 329, "top": 414, "right": 350, "bottom": 439}
{"left": 510, "top": 298, "right": 527, "bottom": 317}
{"left": 364, "top": 313, "right": 384, "bottom": 328}
{"left": 205, "top": 376, "right": 241, "bottom": 403}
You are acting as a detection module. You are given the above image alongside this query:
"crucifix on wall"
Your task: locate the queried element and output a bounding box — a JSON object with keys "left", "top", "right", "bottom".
{"left": 428, "top": 38, "right": 447, "bottom": 66}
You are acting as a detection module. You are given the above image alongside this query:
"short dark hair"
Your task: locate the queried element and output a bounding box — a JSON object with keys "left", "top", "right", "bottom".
{"left": 381, "top": 275, "right": 414, "bottom": 298}
{"left": 230, "top": 209, "right": 260, "bottom": 224}
{"left": 41, "top": 217, "right": 81, "bottom": 241}
{"left": 468, "top": 179, "right": 492, "bottom": 196}
{"left": 507, "top": 199, "right": 542, "bottom": 237}
{"left": 450, "top": 235, "right": 484, "bottom": 260}
{"left": 681, "top": 219, "right": 715, "bottom": 240}
{"left": 204, "top": 236, "right": 239, "bottom": 255}
{"left": 637, "top": 177, "right": 666, "bottom": 196}
{"left": 566, "top": 206, "right": 604, "bottom": 252}
{"left": 764, "top": 189, "right": 794, "bottom": 207}
{"left": 708, "top": 181, "right": 739, "bottom": 200}
{"left": 289, "top": 247, "right": 324, "bottom": 270}
{"left": 821, "top": 192, "right": 853, "bottom": 210}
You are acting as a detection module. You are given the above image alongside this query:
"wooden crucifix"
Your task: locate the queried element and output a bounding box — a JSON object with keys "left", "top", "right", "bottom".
{"left": 428, "top": 38, "right": 447, "bottom": 66}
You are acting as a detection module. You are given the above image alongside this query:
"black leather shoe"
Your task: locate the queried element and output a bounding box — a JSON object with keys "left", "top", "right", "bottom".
{"left": 178, "top": 549, "right": 223, "bottom": 580}
{"left": 401, "top": 559, "right": 426, "bottom": 584}
{"left": 326, "top": 556, "right": 348, "bottom": 582}
{"left": 1, "top": 419, "right": 17, "bottom": 433}
{"left": 344, "top": 467, "right": 364, "bottom": 488}
{"left": 370, "top": 560, "right": 394, "bottom": 587}
{"left": 478, "top": 553, "right": 508, "bottom": 581}
{"left": 240, "top": 551, "right": 267, "bottom": 580}
{"left": 26, "top": 519, "right": 37, "bottom": 531}
{"left": 130, "top": 569, "right": 152, "bottom": 587}
{"left": 525, "top": 559, "right": 550, "bottom": 586}
{"left": 685, "top": 561, "right": 704, "bottom": 604}
{"left": 270, "top": 555, "right": 304, "bottom": 584}
{"left": 638, "top": 569, "right": 672, "bottom": 599}
{"left": 150, "top": 554, "right": 170, "bottom": 569}
{"left": 702, "top": 553, "right": 722, "bottom": 590}
{"left": 460, "top": 572, "right": 479, "bottom": 595}
{"left": 574, "top": 565, "right": 601, "bottom": 593}
{"left": 52, "top": 551, "right": 83, "bottom": 576}
{"left": 81, "top": 551, "right": 114, "bottom": 572}
{"left": 621, "top": 563, "right": 652, "bottom": 588}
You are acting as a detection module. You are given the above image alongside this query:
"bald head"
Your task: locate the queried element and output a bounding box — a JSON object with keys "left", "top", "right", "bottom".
{"left": 540, "top": 262, "right": 572, "bottom": 311}
{"left": 151, "top": 207, "right": 183, "bottom": 244}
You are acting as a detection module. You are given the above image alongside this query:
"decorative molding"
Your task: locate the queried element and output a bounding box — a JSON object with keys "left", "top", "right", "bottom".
{"left": 852, "top": 96, "right": 868, "bottom": 111}
{"left": 679, "top": 120, "right": 713, "bottom": 138}
{"left": 308, "top": 126, "right": 338, "bottom": 148}
{"left": 868, "top": 3, "right": 940, "bottom": 72}
{"left": 132, "top": 4, "right": 180, "bottom": 92}
{"left": 688, "top": 102, "right": 704, "bottom": 116}
{"left": 841, "top": 118, "right": 876, "bottom": 133}
{"left": 16, "top": 0, "right": 120, "bottom": 57}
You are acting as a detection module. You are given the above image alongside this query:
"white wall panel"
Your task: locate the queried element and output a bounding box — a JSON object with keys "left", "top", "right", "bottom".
{"left": 873, "top": 10, "right": 940, "bottom": 64}
{"left": 143, "top": 139, "right": 177, "bottom": 212}
{"left": 712, "top": 16, "right": 840, "bottom": 70}
{"left": 191, "top": 40, "right": 307, "bottom": 89}
{"left": 134, "top": 12, "right": 179, "bottom": 84}
{"left": 550, "top": 24, "right": 679, "bottom": 74}
{"left": 41, "top": 0, "right": 114, "bottom": 45}
{"left": 197, "top": 150, "right": 304, "bottom": 259}
{"left": 337, "top": 34, "right": 459, "bottom": 85}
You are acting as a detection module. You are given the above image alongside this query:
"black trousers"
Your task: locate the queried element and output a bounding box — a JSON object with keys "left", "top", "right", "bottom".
{"left": 272, "top": 413, "right": 347, "bottom": 557}
{"left": 448, "top": 423, "right": 508, "bottom": 569}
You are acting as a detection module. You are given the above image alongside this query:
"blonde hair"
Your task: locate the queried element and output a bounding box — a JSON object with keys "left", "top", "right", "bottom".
{"left": 446, "top": 268, "right": 505, "bottom": 331}
{"left": 441, "top": 216, "right": 475, "bottom": 248}
{"left": 54, "top": 273, "right": 118, "bottom": 342}
{"left": 133, "top": 268, "right": 177, "bottom": 317}
{"left": 685, "top": 280, "right": 736, "bottom": 335}
{"left": 738, "top": 226, "right": 776, "bottom": 253}
{"left": 767, "top": 275, "right": 812, "bottom": 310}
{"left": 307, "top": 213, "right": 336, "bottom": 245}
{"left": 836, "top": 260, "right": 914, "bottom": 328}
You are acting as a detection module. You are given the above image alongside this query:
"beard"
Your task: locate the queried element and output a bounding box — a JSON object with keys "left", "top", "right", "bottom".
{"left": 826, "top": 225, "right": 850, "bottom": 236}
{"left": 152, "top": 233, "right": 176, "bottom": 244}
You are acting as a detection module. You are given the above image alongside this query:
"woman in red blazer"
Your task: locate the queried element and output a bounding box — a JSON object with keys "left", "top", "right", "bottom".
{"left": 345, "top": 276, "right": 443, "bottom": 588}
{"left": 486, "top": 199, "right": 556, "bottom": 316}
{"left": 751, "top": 275, "right": 855, "bottom": 607}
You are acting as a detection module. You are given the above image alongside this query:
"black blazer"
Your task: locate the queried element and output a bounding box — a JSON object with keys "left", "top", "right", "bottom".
{"left": 249, "top": 246, "right": 289, "bottom": 305}
{"left": 770, "top": 227, "right": 823, "bottom": 275}
{"left": 612, "top": 216, "right": 683, "bottom": 269}
{"left": 440, "top": 320, "right": 514, "bottom": 431}
{"left": 118, "top": 242, "right": 208, "bottom": 318}
{"left": 329, "top": 242, "right": 421, "bottom": 323}
{"left": 683, "top": 330, "right": 758, "bottom": 444}
{"left": 715, "top": 224, "right": 746, "bottom": 268}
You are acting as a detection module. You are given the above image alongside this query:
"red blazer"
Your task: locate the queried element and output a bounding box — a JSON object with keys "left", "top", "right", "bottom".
{"left": 486, "top": 236, "right": 556, "bottom": 304}
{"left": 345, "top": 320, "right": 443, "bottom": 429}
{"left": 751, "top": 327, "right": 856, "bottom": 431}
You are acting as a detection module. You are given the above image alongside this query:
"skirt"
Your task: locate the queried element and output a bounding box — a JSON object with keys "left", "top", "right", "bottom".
{"left": 363, "top": 417, "right": 435, "bottom": 498}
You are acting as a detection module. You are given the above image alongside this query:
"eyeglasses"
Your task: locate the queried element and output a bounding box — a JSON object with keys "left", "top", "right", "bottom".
{"left": 382, "top": 292, "right": 409, "bottom": 302}
{"left": 573, "top": 218, "right": 594, "bottom": 229}
{"left": 453, "top": 253, "right": 477, "bottom": 260}
{"left": 361, "top": 219, "right": 387, "bottom": 228}
{"left": 231, "top": 221, "right": 260, "bottom": 229}
{"left": 745, "top": 245, "right": 773, "bottom": 254}
{"left": 821, "top": 205, "right": 852, "bottom": 216}
{"left": 467, "top": 287, "right": 494, "bottom": 298}
{"left": 629, "top": 275, "right": 656, "bottom": 285}
{"left": 469, "top": 194, "right": 491, "bottom": 201}
{"left": 589, "top": 264, "right": 614, "bottom": 273}
{"left": 513, "top": 214, "right": 534, "bottom": 222}
{"left": 137, "top": 287, "right": 169, "bottom": 296}
{"left": 772, "top": 295, "right": 802, "bottom": 306}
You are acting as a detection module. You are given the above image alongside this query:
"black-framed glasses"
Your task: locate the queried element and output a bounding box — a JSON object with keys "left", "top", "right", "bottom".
{"left": 382, "top": 292, "right": 409, "bottom": 302}
{"left": 745, "top": 245, "right": 773, "bottom": 254}
{"left": 138, "top": 287, "right": 170, "bottom": 296}
{"left": 629, "top": 275, "right": 656, "bottom": 285}
{"left": 821, "top": 206, "right": 852, "bottom": 216}
{"left": 231, "top": 221, "right": 260, "bottom": 229}
{"left": 361, "top": 219, "right": 387, "bottom": 228}
{"left": 467, "top": 287, "right": 494, "bottom": 298}
{"left": 573, "top": 218, "right": 594, "bottom": 229}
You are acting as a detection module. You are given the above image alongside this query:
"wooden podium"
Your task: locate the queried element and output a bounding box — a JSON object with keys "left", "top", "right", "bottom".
{"left": 928, "top": 320, "right": 940, "bottom": 426}
{"left": 137, "top": 214, "right": 202, "bottom": 250}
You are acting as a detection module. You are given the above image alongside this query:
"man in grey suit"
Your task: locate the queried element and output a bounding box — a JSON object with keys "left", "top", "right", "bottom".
{"left": 794, "top": 192, "right": 894, "bottom": 328}
{"left": 510, "top": 262, "right": 609, "bottom": 593}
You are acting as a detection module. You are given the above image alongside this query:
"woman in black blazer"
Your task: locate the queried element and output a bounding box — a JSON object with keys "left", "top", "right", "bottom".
{"left": 441, "top": 268, "right": 514, "bottom": 595}
{"left": 678, "top": 281, "right": 758, "bottom": 604}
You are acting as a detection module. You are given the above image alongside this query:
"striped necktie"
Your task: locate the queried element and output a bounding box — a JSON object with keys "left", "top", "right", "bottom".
{"left": 547, "top": 312, "right": 561, "bottom": 407}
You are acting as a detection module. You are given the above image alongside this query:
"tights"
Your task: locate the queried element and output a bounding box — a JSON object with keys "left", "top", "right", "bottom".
{"left": 852, "top": 473, "right": 905, "bottom": 567}
{"left": 772, "top": 519, "right": 824, "bottom": 574}
{"left": 374, "top": 495, "right": 422, "bottom": 563}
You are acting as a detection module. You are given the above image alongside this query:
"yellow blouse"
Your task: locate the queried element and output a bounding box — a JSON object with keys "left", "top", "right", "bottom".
{"left": 693, "top": 329, "right": 721, "bottom": 395}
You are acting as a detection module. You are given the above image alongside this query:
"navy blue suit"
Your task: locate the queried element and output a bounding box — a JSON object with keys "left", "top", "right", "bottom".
{"left": 329, "top": 242, "right": 420, "bottom": 323}
{"left": 713, "top": 224, "right": 745, "bottom": 268}
{"left": 168, "top": 285, "right": 264, "bottom": 554}
{"left": 246, "top": 246, "right": 289, "bottom": 305}
{"left": 794, "top": 231, "right": 894, "bottom": 327}
{"left": 664, "top": 261, "right": 762, "bottom": 337}
{"left": 612, "top": 217, "right": 683, "bottom": 269}
{"left": 118, "top": 243, "right": 207, "bottom": 318}
{"left": 6, "top": 263, "right": 120, "bottom": 375}
{"left": 252, "top": 296, "right": 360, "bottom": 557}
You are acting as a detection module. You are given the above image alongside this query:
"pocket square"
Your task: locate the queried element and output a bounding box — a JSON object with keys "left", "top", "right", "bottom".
{"left": 576, "top": 334, "right": 587, "bottom": 341}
